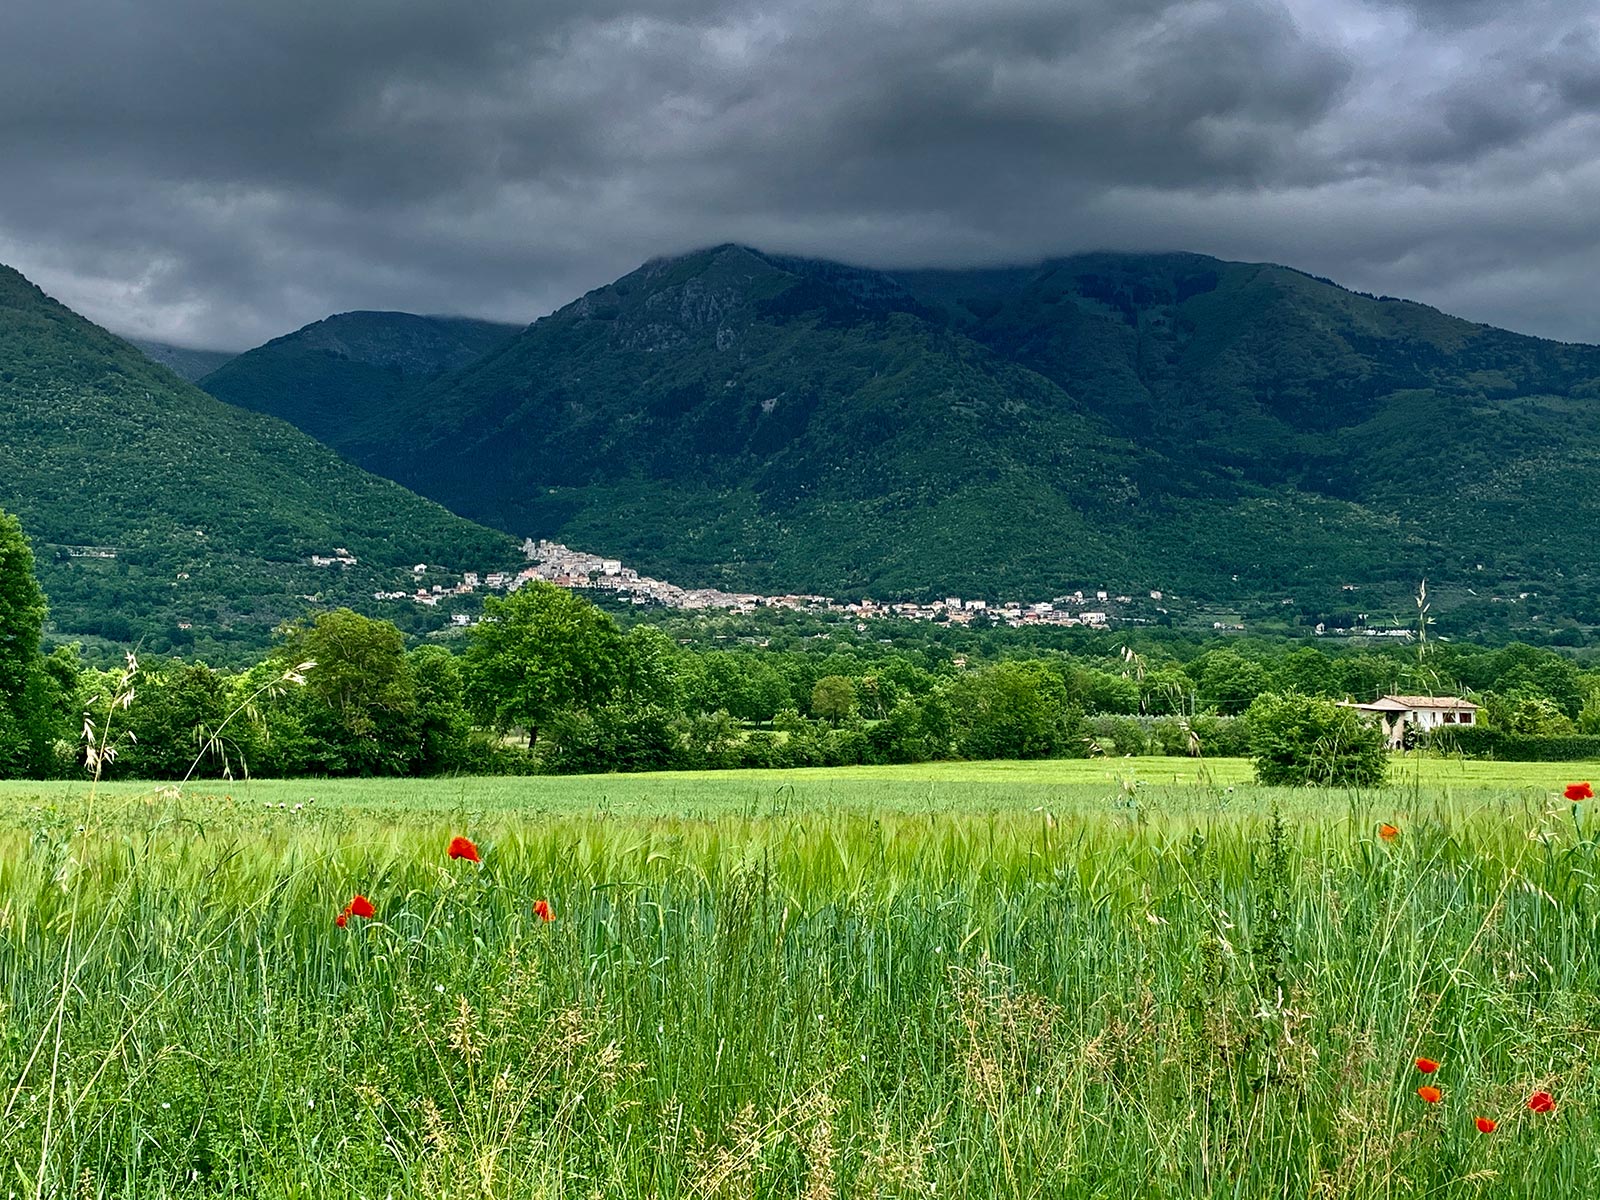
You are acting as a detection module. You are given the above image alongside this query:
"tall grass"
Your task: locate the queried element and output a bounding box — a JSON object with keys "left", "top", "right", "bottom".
{"left": 1, "top": 772, "right": 1596, "bottom": 1197}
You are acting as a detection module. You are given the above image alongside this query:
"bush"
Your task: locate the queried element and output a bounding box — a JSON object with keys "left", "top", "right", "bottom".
{"left": 1244, "top": 692, "right": 1388, "bottom": 787}
{"left": 1425, "top": 727, "right": 1600, "bottom": 762}
{"left": 542, "top": 704, "right": 679, "bottom": 774}
{"left": 1090, "top": 715, "right": 1149, "bottom": 757}
{"left": 1191, "top": 714, "right": 1251, "bottom": 757}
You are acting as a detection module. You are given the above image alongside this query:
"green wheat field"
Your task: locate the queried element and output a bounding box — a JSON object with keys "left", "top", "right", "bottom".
{"left": 3, "top": 757, "right": 1598, "bottom": 1198}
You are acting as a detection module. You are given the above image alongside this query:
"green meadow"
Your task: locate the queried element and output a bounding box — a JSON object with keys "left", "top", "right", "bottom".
{"left": 2, "top": 757, "right": 1599, "bottom": 1197}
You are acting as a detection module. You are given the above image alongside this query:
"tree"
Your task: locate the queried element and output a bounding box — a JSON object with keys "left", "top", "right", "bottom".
{"left": 409, "top": 646, "right": 473, "bottom": 774}
{"left": 810, "top": 675, "right": 856, "bottom": 724}
{"left": 1193, "top": 649, "right": 1272, "bottom": 716}
{"left": 115, "top": 661, "right": 233, "bottom": 779}
{"left": 1273, "top": 647, "right": 1340, "bottom": 698}
{"left": 1487, "top": 692, "right": 1576, "bottom": 737}
{"left": 1067, "top": 667, "right": 1140, "bottom": 715}
{"left": 465, "top": 583, "right": 624, "bottom": 746}
{"left": 946, "top": 662, "right": 1081, "bottom": 761}
{"left": 0, "top": 508, "right": 45, "bottom": 701}
{"left": 618, "top": 626, "right": 684, "bottom": 712}
{"left": 0, "top": 508, "right": 64, "bottom": 777}
{"left": 275, "top": 609, "right": 418, "bottom": 775}
{"left": 1244, "top": 692, "right": 1387, "bottom": 787}
{"left": 544, "top": 703, "right": 678, "bottom": 774}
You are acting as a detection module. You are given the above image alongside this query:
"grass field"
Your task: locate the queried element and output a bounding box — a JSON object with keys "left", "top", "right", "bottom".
{"left": 3, "top": 757, "right": 1599, "bottom": 1197}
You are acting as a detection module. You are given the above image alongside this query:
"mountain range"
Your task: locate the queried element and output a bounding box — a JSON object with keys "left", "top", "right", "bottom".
{"left": 200, "top": 311, "right": 519, "bottom": 451}
{"left": 0, "top": 265, "right": 519, "bottom": 656}
{"left": 192, "top": 245, "right": 1600, "bottom": 631}
{"left": 130, "top": 338, "right": 236, "bottom": 382}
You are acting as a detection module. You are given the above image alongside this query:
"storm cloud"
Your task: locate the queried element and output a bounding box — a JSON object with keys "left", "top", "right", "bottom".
{"left": 2, "top": 0, "right": 1598, "bottom": 347}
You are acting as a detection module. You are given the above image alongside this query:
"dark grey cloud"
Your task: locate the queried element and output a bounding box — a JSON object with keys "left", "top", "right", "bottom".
{"left": 1, "top": 0, "right": 1598, "bottom": 347}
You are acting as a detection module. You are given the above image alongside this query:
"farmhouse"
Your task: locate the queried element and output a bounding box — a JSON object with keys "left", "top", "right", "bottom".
{"left": 1346, "top": 695, "right": 1479, "bottom": 748}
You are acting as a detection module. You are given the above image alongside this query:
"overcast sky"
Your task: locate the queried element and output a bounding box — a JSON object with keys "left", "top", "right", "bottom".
{"left": 2, "top": 0, "right": 1597, "bottom": 349}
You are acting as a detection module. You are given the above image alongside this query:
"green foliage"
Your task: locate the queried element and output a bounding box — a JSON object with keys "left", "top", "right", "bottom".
{"left": 407, "top": 645, "right": 474, "bottom": 775}
{"left": 1425, "top": 726, "right": 1600, "bottom": 762}
{"left": 809, "top": 674, "right": 856, "bottom": 723}
{"left": 1192, "top": 648, "right": 1272, "bottom": 716}
{"left": 273, "top": 609, "right": 419, "bottom": 775}
{"left": 7, "top": 778, "right": 1600, "bottom": 1196}
{"left": 215, "top": 246, "right": 1600, "bottom": 626}
{"left": 108, "top": 661, "right": 233, "bottom": 779}
{"left": 0, "top": 508, "right": 74, "bottom": 777}
{"left": 0, "top": 507, "right": 45, "bottom": 699}
{"left": 946, "top": 661, "right": 1083, "bottom": 760}
{"left": 199, "top": 311, "right": 516, "bottom": 450}
{"left": 1245, "top": 692, "right": 1388, "bottom": 787}
{"left": 465, "top": 583, "right": 625, "bottom": 742}
{"left": 0, "top": 266, "right": 519, "bottom": 655}
{"left": 542, "top": 703, "right": 679, "bottom": 774}
{"left": 1486, "top": 692, "right": 1577, "bottom": 736}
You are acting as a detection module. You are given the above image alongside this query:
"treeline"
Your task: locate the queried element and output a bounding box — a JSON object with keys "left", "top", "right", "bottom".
{"left": 9, "top": 503, "right": 1600, "bottom": 778}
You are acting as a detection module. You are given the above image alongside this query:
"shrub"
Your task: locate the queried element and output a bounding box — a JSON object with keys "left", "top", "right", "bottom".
{"left": 542, "top": 704, "right": 678, "bottom": 774}
{"left": 1090, "top": 715, "right": 1149, "bottom": 757}
{"left": 1191, "top": 714, "right": 1251, "bottom": 757}
{"left": 1425, "top": 727, "right": 1600, "bottom": 762}
{"left": 1244, "top": 692, "right": 1388, "bottom": 787}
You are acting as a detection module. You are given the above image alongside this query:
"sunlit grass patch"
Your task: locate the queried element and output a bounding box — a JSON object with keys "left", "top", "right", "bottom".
{"left": 0, "top": 763, "right": 1596, "bottom": 1197}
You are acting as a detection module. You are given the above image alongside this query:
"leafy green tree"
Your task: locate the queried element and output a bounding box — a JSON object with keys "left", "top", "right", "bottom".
{"left": 694, "top": 652, "right": 791, "bottom": 723}
{"left": 946, "top": 662, "right": 1081, "bottom": 760}
{"left": 0, "top": 508, "right": 69, "bottom": 777}
{"left": 1139, "top": 666, "right": 1196, "bottom": 715}
{"left": 1273, "top": 647, "right": 1340, "bottom": 698}
{"left": 465, "top": 583, "right": 624, "bottom": 746}
{"left": 810, "top": 675, "right": 856, "bottom": 724}
{"left": 408, "top": 646, "right": 473, "bottom": 774}
{"left": 1068, "top": 668, "right": 1140, "bottom": 715}
{"left": 544, "top": 703, "right": 678, "bottom": 774}
{"left": 1486, "top": 692, "right": 1576, "bottom": 736}
{"left": 115, "top": 662, "right": 233, "bottom": 779}
{"left": 678, "top": 709, "right": 744, "bottom": 769}
{"left": 275, "top": 609, "right": 418, "bottom": 775}
{"left": 1244, "top": 692, "right": 1387, "bottom": 787}
{"left": 1337, "top": 653, "right": 1403, "bottom": 702}
{"left": 1090, "top": 715, "right": 1149, "bottom": 756}
{"left": 618, "top": 626, "right": 684, "bottom": 712}
{"left": 0, "top": 509, "right": 45, "bottom": 698}
{"left": 1193, "top": 649, "right": 1272, "bottom": 716}
{"left": 867, "top": 697, "right": 942, "bottom": 763}
{"left": 1577, "top": 690, "right": 1600, "bottom": 735}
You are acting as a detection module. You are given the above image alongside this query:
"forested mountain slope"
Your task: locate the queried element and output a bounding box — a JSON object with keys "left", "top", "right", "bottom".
{"left": 0, "top": 266, "right": 519, "bottom": 655}
{"left": 129, "top": 338, "right": 235, "bottom": 382}
{"left": 201, "top": 246, "right": 1600, "bottom": 622}
{"left": 199, "top": 311, "right": 520, "bottom": 450}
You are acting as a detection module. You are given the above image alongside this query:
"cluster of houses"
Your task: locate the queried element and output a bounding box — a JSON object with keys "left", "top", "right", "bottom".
{"left": 512, "top": 541, "right": 1118, "bottom": 628}
{"left": 356, "top": 538, "right": 1128, "bottom": 629}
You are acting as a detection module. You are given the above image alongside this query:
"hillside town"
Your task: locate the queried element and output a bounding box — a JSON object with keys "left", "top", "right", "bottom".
{"left": 326, "top": 539, "right": 1436, "bottom": 639}
{"left": 356, "top": 538, "right": 1121, "bottom": 628}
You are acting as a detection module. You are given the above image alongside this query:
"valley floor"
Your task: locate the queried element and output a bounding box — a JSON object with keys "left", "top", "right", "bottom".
{"left": 1, "top": 758, "right": 1595, "bottom": 1197}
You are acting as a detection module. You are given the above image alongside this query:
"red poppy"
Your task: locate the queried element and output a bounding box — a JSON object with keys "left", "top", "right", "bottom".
{"left": 1415, "top": 1057, "right": 1440, "bottom": 1074}
{"left": 335, "top": 912, "right": 348, "bottom": 928}
{"left": 1527, "top": 1091, "right": 1555, "bottom": 1114}
{"left": 533, "top": 899, "right": 553, "bottom": 922}
{"left": 348, "top": 894, "right": 375, "bottom": 919}
{"left": 1417, "top": 1086, "right": 1441, "bottom": 1104}
{"left": 447, "top": 836, "right": 481, "bottom": 863}
{"left": 1475, "top": 1117, "right": 1496, "bottom": 1133}
{"left": 1379, "top": 823, "right": 1400, "bottom": 842}
{"left": 1564, "top": 782, "right": 1593, "bottom": 801}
